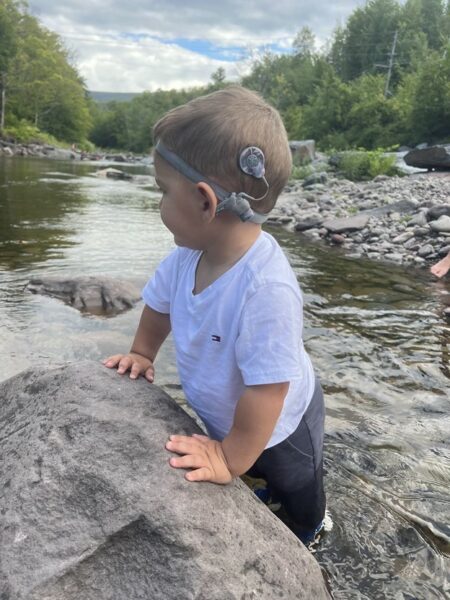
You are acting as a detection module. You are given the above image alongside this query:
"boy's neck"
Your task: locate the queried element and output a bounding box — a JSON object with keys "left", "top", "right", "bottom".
{"left": 193, "top": 222, "right": 262, "bottom": 295}
{"left": 202, "top": 222, "right": 262, "bottom": 269}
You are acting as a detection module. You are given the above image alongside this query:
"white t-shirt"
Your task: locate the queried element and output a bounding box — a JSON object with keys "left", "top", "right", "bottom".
{"left": 142, "top": 231, "right": 315, "bottom": 448}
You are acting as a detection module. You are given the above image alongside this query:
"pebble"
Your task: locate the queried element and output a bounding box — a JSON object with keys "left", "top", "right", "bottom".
{"left": 429, "top": 215, "right": 450, "bottom": 233}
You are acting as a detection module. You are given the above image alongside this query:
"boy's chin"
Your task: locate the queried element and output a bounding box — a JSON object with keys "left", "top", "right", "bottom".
{"left": 174, "top": 238, "right": 200, "bottom": 250}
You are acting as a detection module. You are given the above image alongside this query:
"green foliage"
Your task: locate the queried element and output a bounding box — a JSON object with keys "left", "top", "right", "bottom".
{"left": 406, "top": 46, "right": 450, "bottom": 142}
{"left": 301, "top": 71, "right": 352, "bottom": 146}
{"left": 345, "top": 74, "right": 401, "bottom": 148}
{"left": 89, "top": 86, "right": 208, "bottom": 152}
{"left": 210, "top": 67, "right": 227, "bottom": 87}
{"left": 290, "top": 165, "right": 314, "bottom": 180}
{"left": 3, "top": 118, "right": 42, "bottom": 142}
{"left": 4, "top": 117, "right": 68, "bottom": 146}
{"left": 338, "top": 150, "right": 399, "bottom": 180}
{"left": 0, "top": 1, "right": 91, "bottom": 143}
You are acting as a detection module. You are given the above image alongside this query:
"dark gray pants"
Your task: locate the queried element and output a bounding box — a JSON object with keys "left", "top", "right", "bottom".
{"left": 246, "top": 378, "right": 326, "bottom": 534}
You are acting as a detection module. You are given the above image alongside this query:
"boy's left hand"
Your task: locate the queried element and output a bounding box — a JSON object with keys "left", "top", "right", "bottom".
{"left": 165, "top": 434, "right": 233, "bottom": 484}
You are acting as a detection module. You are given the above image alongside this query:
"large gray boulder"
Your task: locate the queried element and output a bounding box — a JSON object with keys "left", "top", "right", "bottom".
{"left": 404, "top": 145, "right": 450, "bottom": 170}
{"left": 26, "top": 276, "right": 141, "bottom": 315}
{"left": 289, "top": 140, "right": 316, "bottom": 165}
{"left": 0, "top": 362, "right": 330, "bottom": 600}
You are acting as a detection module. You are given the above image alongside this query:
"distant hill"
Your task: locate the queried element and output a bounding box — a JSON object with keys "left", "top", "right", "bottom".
{"left": 89, "top": 91, "right": 139, "bottom": 103}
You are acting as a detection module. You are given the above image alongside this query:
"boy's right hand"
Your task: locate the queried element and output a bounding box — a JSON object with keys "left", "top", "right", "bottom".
{"left": 102, "top": 352, "right": 154, "bottom": 382}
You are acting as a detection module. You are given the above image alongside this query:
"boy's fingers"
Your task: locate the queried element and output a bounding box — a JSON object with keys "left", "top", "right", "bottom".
{"left": 186, "top": 467, "right": 211, "bottom": 482}
{"left": 129, "top": 363, "right": 142, "bottom": 379}
{"left": 169, "top": 454, "right": 206, "bottom": 470}
{"left": 117, "top": 356, "right": 132, "bottom": 374}
{"left": 102, "top": 354, "right": 122, "bottom": 367}
{"left": 192, "top": 434, "right": 210, "bottom": 442}
{"left": 145, "top": 367, "right": 154, "bottom": 382}
{"left": 168, "top": 434, "right": 196, "bottom": 444}
{"left": 166, "top": 439, "right": 200, "bottom": 455}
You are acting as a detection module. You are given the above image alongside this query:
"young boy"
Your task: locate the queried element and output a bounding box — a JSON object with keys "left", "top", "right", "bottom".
{"left": 103, "top": 86, "right": 326, "bottom": 544}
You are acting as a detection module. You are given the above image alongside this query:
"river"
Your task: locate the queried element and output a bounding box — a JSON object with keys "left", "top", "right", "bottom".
{"left": 0, "top": 156, "right": 449, "bottom": 599}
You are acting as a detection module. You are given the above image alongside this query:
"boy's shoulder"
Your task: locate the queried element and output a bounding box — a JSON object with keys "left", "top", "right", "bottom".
{"left": 239, "top": 232, "right": 300, "bottom": 296}
{"left": 160, "top": 244, "right": 200, "bottom": 272}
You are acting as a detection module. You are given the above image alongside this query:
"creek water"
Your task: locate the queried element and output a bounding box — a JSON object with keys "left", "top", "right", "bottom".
{"left": 0, "top": 156, "right": 449, "bottom": 599}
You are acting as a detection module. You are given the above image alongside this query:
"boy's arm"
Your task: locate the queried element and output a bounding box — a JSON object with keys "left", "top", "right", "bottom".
{"left": 166, "top": 382, "right": 288, "bottom": 484}
{"left": 103, "top": 305, "right": 171, "bottom": 381}
{"left": 130, "top": 305, "right": 171, "bottom": 360}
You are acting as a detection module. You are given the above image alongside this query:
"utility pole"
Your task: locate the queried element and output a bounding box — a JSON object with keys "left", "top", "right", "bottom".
{"left": 375, "top": 30, "right": 398, "bottom": 97}
{"left": 384, "top": 30, "right": 398, "bottom": 97}
{"left": 0, "top": 73, "right": 6, "bottom": 132}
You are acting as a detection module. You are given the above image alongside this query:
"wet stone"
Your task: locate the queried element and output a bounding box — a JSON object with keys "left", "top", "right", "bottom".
{"left": 417, "top": 244, "right": 434, "bottom": 257}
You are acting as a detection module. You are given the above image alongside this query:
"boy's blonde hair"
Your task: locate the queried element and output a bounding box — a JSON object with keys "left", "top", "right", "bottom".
{"left": 153, "top": 86, "right": 292, "bottom": 214}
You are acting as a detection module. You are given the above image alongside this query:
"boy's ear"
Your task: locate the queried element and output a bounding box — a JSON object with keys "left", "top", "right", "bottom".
{"left": 196, "top": 182, "right": 218, "bottom": 221}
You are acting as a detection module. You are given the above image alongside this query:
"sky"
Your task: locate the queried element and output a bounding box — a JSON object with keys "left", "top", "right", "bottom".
{"left": 27, "top": 0, "right": 368, "bottom": 93}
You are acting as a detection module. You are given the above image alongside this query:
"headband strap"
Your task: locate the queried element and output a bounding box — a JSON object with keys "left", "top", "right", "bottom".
{"left": 154, "top": 140, "right": 269, "bottom": 224}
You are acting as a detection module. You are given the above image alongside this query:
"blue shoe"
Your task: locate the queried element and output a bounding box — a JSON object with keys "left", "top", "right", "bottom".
{"left": 294, "top": 510, "right": 333, "bottom": 550}
{"left": 254, "top": 487, "right": 271, "bottom": 503}
{"left": 253, "top": 487, "right": 282, "bottom": 512}
{"left": 294, "top": 520, "right": 325, "bottom": 546}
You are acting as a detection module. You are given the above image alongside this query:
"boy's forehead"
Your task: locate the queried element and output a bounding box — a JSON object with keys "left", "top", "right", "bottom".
{"left": 154, "top": 153, "right": 179, "bottom": 181}
{"left": 154, "top": 152, "right": 196, "bottom": 188}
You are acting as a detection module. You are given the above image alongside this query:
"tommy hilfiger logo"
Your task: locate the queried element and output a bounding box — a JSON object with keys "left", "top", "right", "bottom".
{"left": 211, "top": 334, "right": 221, "bottom": 342}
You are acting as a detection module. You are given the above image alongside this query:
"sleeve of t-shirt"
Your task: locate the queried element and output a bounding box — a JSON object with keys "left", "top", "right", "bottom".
{"left": 141, "top": 248, "right": 180, "bottom": 314}
{"left": 235, "top": 283, "right": 305, "bottom": 386}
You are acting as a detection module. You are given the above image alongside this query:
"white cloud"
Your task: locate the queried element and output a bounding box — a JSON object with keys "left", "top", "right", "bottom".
{"left": 67, "top": 33, "right": 230, "bottom": 92}
{"left": 28, "top": 0, "right": 368, "bottom": 92}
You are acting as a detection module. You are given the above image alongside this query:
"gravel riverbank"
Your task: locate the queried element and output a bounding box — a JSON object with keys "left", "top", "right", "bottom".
{"left": 270, "top": 172, "right": 450, "bottom": 270}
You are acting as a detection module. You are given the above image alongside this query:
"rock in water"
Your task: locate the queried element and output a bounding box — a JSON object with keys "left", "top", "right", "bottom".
{"left": 26, "top": 276, "right": 141, "bottom": 315}
{"left": 95, "top": 167, "right": 132, "bottom": 180}
{"left": 0, "top": 362, "right": 330, "bottom": 600}
{"left": 404, "top": 146, "right": 450, "bottom": 170}
{"left": 322, "top": 214, "right": 369, "bottom": 233}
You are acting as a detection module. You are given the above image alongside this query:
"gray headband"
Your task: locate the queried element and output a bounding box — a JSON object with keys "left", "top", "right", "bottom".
{"left": 154, "top": 140, "right": 269, "bottom": 224}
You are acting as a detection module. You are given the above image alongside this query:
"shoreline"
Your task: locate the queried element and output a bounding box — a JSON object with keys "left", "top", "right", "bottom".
{"left": 270, "top": 171, "right": 450, "bottom": 272}
{"left": 0, "top": 138, "right": 144, "bottom": 163}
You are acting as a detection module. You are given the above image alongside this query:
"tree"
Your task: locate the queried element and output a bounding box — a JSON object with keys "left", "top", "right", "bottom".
{"left": 292, "top": 27, "right": 316, "bottom": 57}
{"left": 301, "top": 71, "right": 352, "bottom": 148}
{"left": 407, "top": 47, "right": 450, "bottom": 141}
{"left": 329, "top": 0, "right": 401, "bottom": 81}
{"left": 0, "top": 0, "right": 23, "bottom": 131}
{"left": 210, "top": 67, "right": 227, "bottom": 87}
{"left": 7, "top": 12, "right": 91, "bottom": 142}
{"left": 346, "top": 74, "right": 399, "bottom": 147}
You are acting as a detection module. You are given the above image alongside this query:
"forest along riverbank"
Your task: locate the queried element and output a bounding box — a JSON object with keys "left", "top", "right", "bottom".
{"left": 270, "top": 172, "right": 450, "bottom": 273}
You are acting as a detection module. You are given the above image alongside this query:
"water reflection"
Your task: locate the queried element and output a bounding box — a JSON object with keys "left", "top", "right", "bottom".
{"left": 0, "top": 157, "right": 449, "bottom": 599}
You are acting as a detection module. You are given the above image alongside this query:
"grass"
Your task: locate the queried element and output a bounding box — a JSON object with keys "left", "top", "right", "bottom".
{"left": 290, "top": 164, "right": 314, "bottom": 180}
{"left": 337, "top": 149, "right": 399, "bottom": 181}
